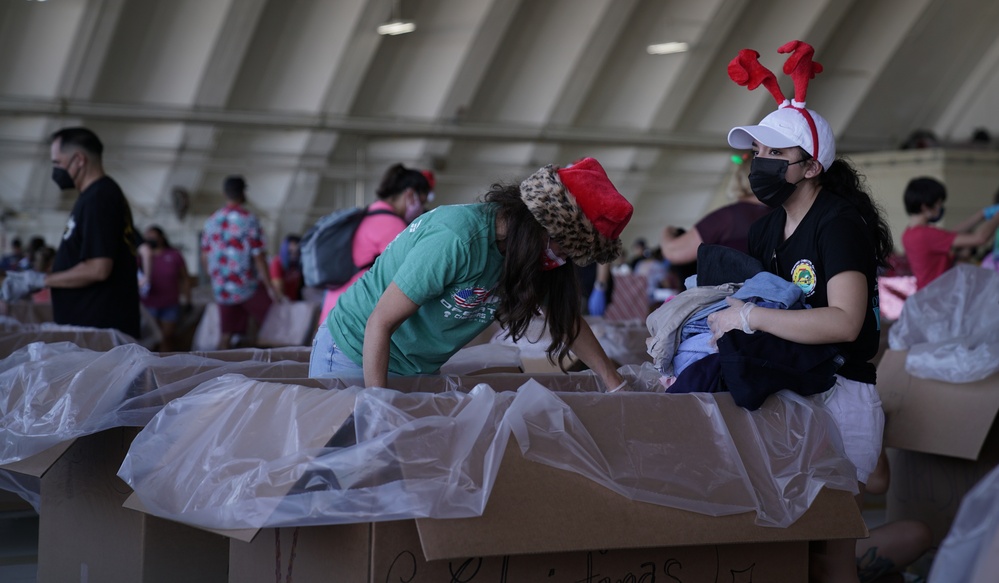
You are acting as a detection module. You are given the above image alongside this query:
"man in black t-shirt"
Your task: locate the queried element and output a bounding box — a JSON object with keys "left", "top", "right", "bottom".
{"left": 42, "top": 127, "right": 142, "bottom": 339}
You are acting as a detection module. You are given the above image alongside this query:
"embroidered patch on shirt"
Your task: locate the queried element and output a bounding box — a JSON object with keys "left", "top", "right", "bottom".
{"left": 791, "top": 259, "right": 817, "bottom": 297}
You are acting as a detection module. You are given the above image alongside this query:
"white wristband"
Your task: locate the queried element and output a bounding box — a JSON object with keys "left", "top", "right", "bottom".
{"left": 740, "top": 302, "right": 756, "bottom": 334}
{"left": 608, "top": 380, "right": 627, "bottom": 393}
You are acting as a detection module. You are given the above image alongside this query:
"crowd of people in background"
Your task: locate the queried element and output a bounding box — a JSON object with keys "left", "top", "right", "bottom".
{"left": 1, "top": 125, "right": 998, "bottom": 358}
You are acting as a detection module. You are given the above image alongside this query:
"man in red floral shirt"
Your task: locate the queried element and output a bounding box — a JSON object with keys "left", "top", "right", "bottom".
{"left": 200, "top": 175, "right": 282, "bottom": 349}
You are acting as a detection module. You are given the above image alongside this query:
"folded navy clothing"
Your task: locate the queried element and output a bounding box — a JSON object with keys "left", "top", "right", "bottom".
{"left": 718, "top": 330, "right": 844, "bottom": 411}
{"left": 696, "top": 244, "right": 764, "bottom": 287}
{"left": 666, "top": 353, "right": 722, "bottom": 394}
{"left": 666, "top": 331, "right": 843, "bottom": 411}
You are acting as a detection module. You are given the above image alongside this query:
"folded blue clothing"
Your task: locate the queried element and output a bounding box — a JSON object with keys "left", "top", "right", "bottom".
{"left": 672, "top": 271, "right": 809, "bottom": 374}
{"left": 734, "top": 271, "right": 806, "bottom": 308}
{"left": 673, "top": 332, "right": 714, "bottom": 377}
{"left": 680, "top": 317, "right": 711, "bottom": 342}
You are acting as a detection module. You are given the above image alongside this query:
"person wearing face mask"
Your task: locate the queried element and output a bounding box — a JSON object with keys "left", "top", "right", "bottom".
{"left": 270, "top": 234, "right": 304, "bottom": 301}
{"left": 316, "top": 163, "right": 431, "bottom": 324}
{"left": 900, "top": 177, "right": 999, "bottom": 290}
{"left": 2, "top": 127, "right": 143, "bottom": 338}
{"left": 140, "top": 225, "right": 192, "bottom": 352}
{"left": 310, "top": 157, "right": 632, "bottom": 392}
{"left": 707, "top": 42, "right": 897, "bottom": 583}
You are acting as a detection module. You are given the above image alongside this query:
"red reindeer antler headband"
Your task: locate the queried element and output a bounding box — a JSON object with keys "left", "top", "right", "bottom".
{"left": 728, "top": 40, "right": 824, "bottom": 162}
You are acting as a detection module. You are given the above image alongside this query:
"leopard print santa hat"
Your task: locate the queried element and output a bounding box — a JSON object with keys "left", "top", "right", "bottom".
{"left": 519, "top": 157, "right": 634, "bottom": 266}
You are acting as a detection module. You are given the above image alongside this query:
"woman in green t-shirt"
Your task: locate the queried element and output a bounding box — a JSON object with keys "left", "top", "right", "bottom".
{"left": 310, "top": 157, "right": 634, "bottom": 391}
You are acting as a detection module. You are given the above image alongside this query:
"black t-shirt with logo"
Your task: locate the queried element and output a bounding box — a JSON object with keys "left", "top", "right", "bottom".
{"left": 748, "top": 192, "right": 880, "bottom": 384}
{"left": 52, "top": 176, "right": 142, "bottom": 339}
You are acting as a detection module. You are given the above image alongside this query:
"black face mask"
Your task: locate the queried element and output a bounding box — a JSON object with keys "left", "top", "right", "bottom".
{"left": 147, "top": 240, "right": 160, "bottom": 250}
{"left": 929, "top": 206, "right": 945, "bottom": 223}
{"left": 748, "top": 157, "right": 807, "bottom": 208}
{"left": 51, "top": 166, "right": 75, "bottom": 190}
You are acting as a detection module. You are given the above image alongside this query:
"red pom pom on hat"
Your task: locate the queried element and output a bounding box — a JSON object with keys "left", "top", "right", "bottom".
{"left": 556, "top": 158, "right": 633, "bottom": 241}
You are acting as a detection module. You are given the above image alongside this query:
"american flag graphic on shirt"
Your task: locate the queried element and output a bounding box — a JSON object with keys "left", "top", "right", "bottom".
{"left": 452, "top": 287, "right": 492, "bottom": 309}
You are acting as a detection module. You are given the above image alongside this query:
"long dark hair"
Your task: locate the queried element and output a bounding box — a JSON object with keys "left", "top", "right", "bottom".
{"left": 817, "top": 158, "right": 894, "bottom": 269}
{"left": 376, "top": 163, "right": 430, "bottom": 199}
{"left": 483, "top": 184, "right": 581, "bottom": 369}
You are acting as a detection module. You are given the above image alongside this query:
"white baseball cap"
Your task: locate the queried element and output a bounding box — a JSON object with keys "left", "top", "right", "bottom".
{"left": 728, "top": 105, "right": 835, "bottom": 171}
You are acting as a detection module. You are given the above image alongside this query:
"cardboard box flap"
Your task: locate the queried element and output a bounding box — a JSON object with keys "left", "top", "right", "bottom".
{"left": 416, "top": 446, "right": 866, "bottom": 560}
{"left": 0, "top": 439, "right": 77, "bottom": 478}
{"left": 123, "top": 492, "right": 260, "bottom": 543}
{"left": 878, "top": 350, "right": 999, "bottom": 460}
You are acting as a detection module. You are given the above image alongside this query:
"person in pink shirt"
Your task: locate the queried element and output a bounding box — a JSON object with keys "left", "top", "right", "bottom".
{"left": 901, "top": 177, "right": 999, "bottom": 290}
{"left": 317, "top": 164, "right": 431, "bottom": 323}
{"left": 141, "top": 225, "right": 191, "bottom": 352}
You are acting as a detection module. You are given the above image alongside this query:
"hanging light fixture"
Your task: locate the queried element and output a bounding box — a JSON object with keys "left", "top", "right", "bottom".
{"left": 647, "top": 42, "right": 689, "bottom": 55}
{"left": 377, "top": 0, "right": 416, "bottom": 36}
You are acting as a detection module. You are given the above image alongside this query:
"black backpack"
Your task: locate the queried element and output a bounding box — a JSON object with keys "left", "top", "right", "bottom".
{"left": 300, "top": 207, "right": 396, "bottom": 288}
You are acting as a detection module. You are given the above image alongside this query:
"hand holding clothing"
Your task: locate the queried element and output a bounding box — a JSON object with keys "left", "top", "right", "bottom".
{"left": 707, "top": 296, "right": 747, "bottom": 347}
{"left": 1, "top": 270, "right": 46, "bottom": 301}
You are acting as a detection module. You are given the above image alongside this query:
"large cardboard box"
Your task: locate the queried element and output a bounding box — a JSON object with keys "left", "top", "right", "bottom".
{"left": 0, "top": 429, "right": 228, "bottom": 583}
{"left": 0, "top": 350, "right": 319, "bottom": 582}
{"left": 229, "top": 518, "right": 810, "bottom": 583}
{"left": 124, "top": 375, "right": 867, "bottom": 583}
{"left": 877, "top": 349, "right": 999, "bottom": 544}
{"left": 217, "top": 435, "right": 860, "bottom": 583}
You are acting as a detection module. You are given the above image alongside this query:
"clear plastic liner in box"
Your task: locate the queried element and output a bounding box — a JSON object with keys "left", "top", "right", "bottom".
{"left": 0, "top": 468, "right": 40, "bottom": 512}
{"left": 888, "top": 265, "right": 999, "bottom": 382}
{"left": 119, "top": 375, "right": 857, "bottom": 531}
{"left": 929, "top": 464, "right": 999, "bottom": 582}
{"left": 0, "top": 342, "right": 312, "bottom": 465}
{"left": 0, "top": 319, "right": 135, "bottom": 355}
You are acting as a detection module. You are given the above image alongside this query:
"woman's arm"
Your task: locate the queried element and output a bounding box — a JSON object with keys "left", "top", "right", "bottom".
{"left": 660, "top": 226, "right": 702, "bottom": 265}
{"left": 363, "top": 282, "right": 420, "bottom": 388}
{"left": 708, "top": 270, "right": 869, "bottom": 345}
{"left": 953, "top": 212, "right": 999, "bottom": 248}
{"left": 570, "top": 316, "right": 625, "bottom": 391}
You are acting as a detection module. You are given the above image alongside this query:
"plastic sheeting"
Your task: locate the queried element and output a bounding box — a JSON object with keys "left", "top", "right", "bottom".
{"left": 586, "top": 318, "right": 653, "bottom": 365}
{"left": 929, "top": 464, "right": 999, "bottom": 583}
{"left": 119, "top": 375, "right": 857, "bottom": 532}
{"left": 439, "top": 344, "right": 522, "bottom": 375}
{"left": 0, "top": 319, "right": 135, "bottom": 356}
{"left": 0, "top": 342, "right": 311, "bottom": 464}
{"left": 0, "top": 468, "right": 40, "bottom": 512}
{"left": 889, "top": 265, "right": 999, "bottom": 382}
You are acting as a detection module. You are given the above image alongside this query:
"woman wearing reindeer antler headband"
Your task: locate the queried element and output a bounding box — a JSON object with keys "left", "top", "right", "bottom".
{"left": 707, "top": 41, "right": 895, "bottom": 582}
